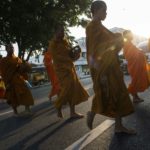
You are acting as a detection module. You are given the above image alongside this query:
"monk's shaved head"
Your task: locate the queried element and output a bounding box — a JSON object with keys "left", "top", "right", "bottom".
{"left": 91, "top": 0, "right": 106, "bottom": 15}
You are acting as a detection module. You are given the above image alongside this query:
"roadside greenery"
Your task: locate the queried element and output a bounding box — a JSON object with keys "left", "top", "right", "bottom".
{"left": 0, "top": 0, "right": 92, "bottom": 60}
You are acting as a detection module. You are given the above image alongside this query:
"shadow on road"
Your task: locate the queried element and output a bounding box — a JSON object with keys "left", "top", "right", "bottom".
{"left": 0, "top": 101, "right": 55, "bottom": 140}
{"left": 6, "top": 117, "right": 82, "bottom": 150}
{"left": 109, "top": 104, "right": 150, "bottom": 150}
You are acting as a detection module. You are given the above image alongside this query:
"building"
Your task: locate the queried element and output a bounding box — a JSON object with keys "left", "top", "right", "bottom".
{"left": 75, "top": 37, "right": 89, "bottom": 76}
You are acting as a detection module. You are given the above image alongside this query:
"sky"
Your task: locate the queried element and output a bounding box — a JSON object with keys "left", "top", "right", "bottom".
{"left": 1, "top": 0, "right": 150, "bottom": 55}
{"left": 69, "top": 0, "right": 150, "bottom": 39}
{"left": 0, "top": 44, "right": 18, "bottom": 57}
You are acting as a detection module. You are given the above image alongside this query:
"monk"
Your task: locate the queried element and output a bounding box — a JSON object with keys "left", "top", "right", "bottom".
{"left": 43, "top": 50, "right": 60, "bottom": 100}
{"left": 123, "top": 30, "right": 149, "bottom": 103}
{"left": 86, "top": 0, "right": 135, "bottom": 134}
{"left": 0, "top": 76, "right": 5, "bottom": 99}
{"left": 0, "top": 44, "right": 34, "bottom": 115}
{"left": 0, "top": 55, "right": 5, "bottom": 99}
{"left": 48, "top": 25, "right": 89, "bottom": 118}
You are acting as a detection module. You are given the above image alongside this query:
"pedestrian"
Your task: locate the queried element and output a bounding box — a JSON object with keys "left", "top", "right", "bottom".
{"left": 48, "top": 25, "right": 89, "bottom": 118}
{"left": 43, "top": 49, "right": 60, "bottom": 100}
{"left": 123, "top": 30, "right": 149, "bottom": 103}
{"left": 0, "top": 55, "right": 6, "bottom": 101}
{"left": 0, "top": 75, "right": 6, "bottom": 100}
{"left": 86, "top": 0, "right": 136, "bottom": 134}
{"left": 0, "top": 44, "right": 34, "bottom": 116}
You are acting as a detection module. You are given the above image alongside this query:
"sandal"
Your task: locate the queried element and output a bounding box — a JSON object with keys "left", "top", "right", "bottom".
{"left": 70, "top": 113, "right": 84, "bottom": 119}
{"left": 115, "top": 126, "right": 136, "bottom": 135}
{"left": 133, "top": 98, "right": 144, "bottom": 103}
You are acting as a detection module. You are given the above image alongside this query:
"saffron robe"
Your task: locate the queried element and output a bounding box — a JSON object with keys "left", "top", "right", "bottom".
{"left": 86, "top": 20, "right": 134, "bottom": 118}
{"left": 48, "top": 39, "right": 89, "bottom": 109}
{"left": 123, "top": 41, "right": 149, "bottom": 94}
{"left": 0, "top": 55, "right": 34, "bottom": 107}
{"left": 43, "top": 51, "right": 60, "bottom": 98}
{"left": 0, "top": 60, "right": 5, "bottom": 99}
{"left": 0, "top": 79, "right": 5, "bottom": 99}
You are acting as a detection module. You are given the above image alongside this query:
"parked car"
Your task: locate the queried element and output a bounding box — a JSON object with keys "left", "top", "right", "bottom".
{"left": 28, "top": 66, "right": 49, "bottom": 86}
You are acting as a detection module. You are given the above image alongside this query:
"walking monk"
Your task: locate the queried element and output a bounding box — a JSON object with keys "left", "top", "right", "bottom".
{"left": 0, "top": 55, "right": 6, "bottom": 100}
{"left": 43, "top": 49, "right": 60, "bottom": 100}
{"left": 123, "top": 30, "right": 149, "bottom": 103}
{"left": 48, "top": 25, "right": 89, "bottom": 118}
{"left": 86, "top": 0, "right": 136, "bottom": 134}
{"left": 0, "top": 44, "right": 34, "bottom": 115}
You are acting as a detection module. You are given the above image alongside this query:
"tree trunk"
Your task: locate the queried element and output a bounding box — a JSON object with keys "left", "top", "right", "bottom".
{"left": 26, "top": 49, "right": 33, "bottom": 61}
{"left": 17, "top": 37, "right": 25, "bottom": 59}
{"left": 21, "top": 49, "right": 26, "bottom": 60}
{"left": 16, "top": 38, "right": 22, "bottom": 58}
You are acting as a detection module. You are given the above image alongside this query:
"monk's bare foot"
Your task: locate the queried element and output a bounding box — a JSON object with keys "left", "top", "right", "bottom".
{"left": 133, "top": 97, "right": 144, "bottom": 103}
{"left": 70, "top": 112, "right": 84, "bottom": 119}
{"left": 19, "top": 110, "right": 33, "bottom": 117}
{"left": 49, "top": 97, "right": 52, "bottom": 101}
{"left": 115, "top": 126, "right": 136, "bottom": 135}
{"left": 86, "top": 111, "right": 95, "bottom": 130}
{"left": 49, "top": 97, "right": 54, "bottom": 104}
{"left": 13, "top": 107, "right": 18, "bottom": 115}
{"left": 57, "top": 109, "right": 63, "bottom": 118}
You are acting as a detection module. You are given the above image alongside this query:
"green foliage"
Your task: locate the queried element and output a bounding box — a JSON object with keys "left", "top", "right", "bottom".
{"left": 0, "top": 0, "right": 92, "bottom": 59}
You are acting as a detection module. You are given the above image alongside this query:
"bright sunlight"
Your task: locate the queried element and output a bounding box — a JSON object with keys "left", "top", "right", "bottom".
{"left": 70, "top": 0, "right": 150, "bottom": 39}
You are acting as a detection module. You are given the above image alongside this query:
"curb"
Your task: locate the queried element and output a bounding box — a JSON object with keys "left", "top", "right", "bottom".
{"left": 30, "top": 75, "right": 91, "bottom": 89}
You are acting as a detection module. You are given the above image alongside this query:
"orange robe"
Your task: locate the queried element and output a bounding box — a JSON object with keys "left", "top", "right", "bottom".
{"left": 48, "top": 39, "right": 89, "bottom": 109}
{"left": 86, "top": 20, "right": 134, "bottom": 118}
{"left": 0, "top": 79, "right": 5, "bottom": 99}
{"left": 123, "top": 41, "right": 149, "bottom": 94}
{"left": 0, "top": 59, "right": 5, "bottom": 99}
{"left": 43, "top": 51, "right": 60, "bottom": 98}
{"left": 0, "top": 55, "right": 34, "bottom": 107}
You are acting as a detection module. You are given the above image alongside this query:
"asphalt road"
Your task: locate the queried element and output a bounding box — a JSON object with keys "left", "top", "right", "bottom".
{"left": 0, "top": 76, "right": 150, "bottom": 150}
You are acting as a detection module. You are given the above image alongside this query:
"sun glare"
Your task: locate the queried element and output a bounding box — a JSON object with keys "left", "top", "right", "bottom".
{"left": 69, "top": 0, "right": 150, "bottom": 39}
{"left": 132, "top": 27, "right": 150, "bottom": 38}
{"left": 105, "top": 0, "right": 150, "bottom": 38}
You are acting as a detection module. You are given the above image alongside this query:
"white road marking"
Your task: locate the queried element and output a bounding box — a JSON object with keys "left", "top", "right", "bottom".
{"left": 0, "top": 110, "right": 13, "bottom": 116}
{"left": 65, "top": 119, "right": 115, "bottom": 150}
{"left": 0, "top": 83, "right": 93, "bottom": 117}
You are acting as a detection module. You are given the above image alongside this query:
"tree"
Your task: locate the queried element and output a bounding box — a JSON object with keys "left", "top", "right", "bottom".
{"left": 0, "top": 0, "right": 92, "bottom": 60}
